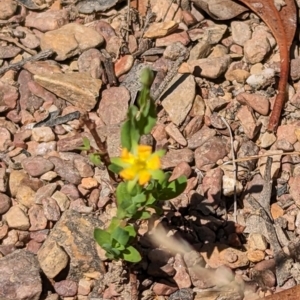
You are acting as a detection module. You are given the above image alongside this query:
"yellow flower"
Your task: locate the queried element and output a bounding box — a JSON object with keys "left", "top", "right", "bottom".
{"left": 119, "top": 145, "right": 161, "bottom": 185}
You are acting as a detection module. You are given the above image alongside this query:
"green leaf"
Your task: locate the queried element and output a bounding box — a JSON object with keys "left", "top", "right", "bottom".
{"left": 108, "top": 162, "right": 123, "bottom": 174}
{"left": 121, "top": 245, "right": 142, "bottom": 263}
{"left": 121, "top": 106, "right": 140, "bottom": 151}
{"left": 94, "top": 228, "right": 111, "bottom": 247}
{"left": 133, "top": 210, "right": 152, "bottom": 220}
{"left": 89, "top": 153, "right": 102, "bottom": 166}
{"left": 123, "top": 225, "right": 137, "bottom": 239}
{"left": 107, "top": 217, "right": 122, "bottom": 233}
{"left": 140, "top": 68, "right": 154, "bottom": 88}
{"left": 111, "top": 227, "right": 130, "bottom": 246}
{"left": 116, "top": 182, "right": 131, "bottom": 206}
{"left": 77, "top": 137, "right": 91, "bottom": 151}
{"left": 158, "top": 175, "right": 187, "bottom": 200}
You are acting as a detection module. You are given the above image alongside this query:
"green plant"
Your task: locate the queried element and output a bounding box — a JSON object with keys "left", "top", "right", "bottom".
{"left": 93, "top": 68, "right": 187, "bottom": 263}
{"left": 77, "top": 136, "right": 102, "bottom": 167}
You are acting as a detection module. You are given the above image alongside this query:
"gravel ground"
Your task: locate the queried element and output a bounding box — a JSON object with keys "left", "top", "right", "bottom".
{"left": 1, "top": 0, "right": 300, "bottom": 299}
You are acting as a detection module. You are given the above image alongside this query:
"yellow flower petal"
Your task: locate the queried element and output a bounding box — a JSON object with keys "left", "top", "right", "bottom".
{"left": 147, "top": 154, "right": 161, "bottom": 170}
{"left": 137, "top": 145, "right": 152, "bottom": 161}
{"left": 121, "top": 148, "right": 135, "bottom": 164}
{"left": 138, "top": 170, "right": 151, "bottom": 185}
{"left": 120, "top": 167, "right": 137, "bottom": 181}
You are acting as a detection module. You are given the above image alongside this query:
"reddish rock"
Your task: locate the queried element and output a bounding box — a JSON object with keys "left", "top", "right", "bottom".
{"left": 152, "top": 280, "right": 178, "bottom": 296}
{"left": 54, "top": 280, "right": 78, "bottom": 297}
{"left": 98, "top": 86, "right": 130, "bottom": 125}
{"left": 42, "top": 197, "right": 61, "bottom": 221}
{"left": 22, "top": 156, "right": 54, "bottom": 177}
{"left": 28, "top": 204, "right": 48, "bottom": 231}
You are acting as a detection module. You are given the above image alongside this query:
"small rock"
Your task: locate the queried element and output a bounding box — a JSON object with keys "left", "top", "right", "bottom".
{"left": 48, "top": 156, "right": 82, "bottom": 185}
{"left": 194, "top": 136, "right": 228, "bottom": 171}
{"left": 200, "top": 243, "right": 249, "bottom": 269}
{"left": 35, "top": 183, "right": 57, "bottom": 205}
{"left": 270, "top": 203, "right": 284, "bottom": 219}
{"left": 173, "top": 254, "right": 191, "bottom": 289}
{"left": 28, "top": 204, "right": 48, "bottom": 231}
{"left": 248, "top": 233, "right": 268, "bottom": 251}
{"left": 236, "top": 92, "right": 269, "bottom": 116}
{"left": 165, "top": 123, "right": 187, "bottom": 146}
{"left": 42, "top": 197, "right": 61, "bottom": 221}
{"left": 54, "top": 280, "right": 78, "bottom": 297}
{"left": 31, "top": 127, "right": 55, "bottom": 142}
{"left": 98, "top": 86, "right": 130, "bottom": 125}
{"left": 187, "top": 125, "right": 216, "bottom": 149}
{"left": 202, "top": 168, "right": 223, "bottom": 205}
{"left": 5, "top": 205, "right": 30, "bottom": 230}
{"left": 162, "top": 74, "right": 195, "bottom": 125}
{"left": 25, "top": 10, "right": 69, "bottom": 32}
{"left": 22, "top": 156, "right": 54, "bottom": 177}
{"left": 41, "top": 210, "right": 105, "bottom": 278}
{"left": 188, "top": 40, "right": 211, "bottom": 61}
{"left": 17, "top": 26, "right": 40, "bottom": 49}
{"left": 16, "top": 185, "right": 36, "bottom": 208}
{"left": 81, "top": 177, "right": 98, "bottom": 190}
{"left": 34, "top": 73, "right": 102, "bottom": 111}
{"left": 153, "top": 280, "right": 178, "bottom": 296}
{"left": 246, "top": 68, "right": 275, "bottom": 89}
{"left": 114, "top": 55, "right": 134, "bottom": 77}
{"left": 78, "top": 48, "right": 103, "bottom": 79}
{"left": 247, "top": 249, "right": 265, "bottom": 263}
{"left": 144, "top": 21, "right": 178, "bottom": 38}
{"left": 161, "top": 148, "right": 194, "bottom": 169}
{"left": 277, "top": 124, "right": 298, "bottom": 145}
{"left": 164, "top": 42, "right": 189, "bottom": 61}
{"left": 51, "top": 191, "right": 70, "bottom": 212}
{"left": 0, "top": 193, "right": 11, "bottom": 214}
{"left": 244, "top": 37, "right": 271, "bottom": 64}
{"left": 258, "top": 150, "right": 282, "bottom": 178}
{"left": 222, "top": 174, "right": 243, "bottom": 196}
{"left": 237, "top": 105, "right": 259, "bottom": 139}
{"left": 260, "top": 131, "right": 277, "bottom": 148}
{"left": 37, "top": 239, "right": 69, "bottom": 279}
{"left": 189, "top": 55, "right": 230, "bottom": 79}
{"left": 40, "top": 23, "right": 104, "bottom": 61}
{"left": 0, "top": 0, "right": 17, "bottom": 20}
{"left": 231, "top": 21, "right": 252, "bottom": 46}
{"left": 225, "top": 69, "right": 250, "bottom": 83}
{"left": 156, "top": 31, "right": 190, "bottom": 47}
{"left": 94, "top": 20, "right": 116, "bottom": 42}
{"left": 0, "top": 81, "right": 18, "bottom": 112}
{"left": 169, "top": 162, "right": 192, "bottom": 181}
{"left": 290, "top": 57, "right": 300, "bottom": 81}
{"left": 0, "top": 250, "right": 42, "bottom": 300}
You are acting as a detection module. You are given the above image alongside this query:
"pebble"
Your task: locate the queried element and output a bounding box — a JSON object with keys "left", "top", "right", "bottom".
{"left": 22, "top": 156, "right": 54, "bottom": 177}
{"left": 231, "top": 21, "right": 252, "bottom": 46}
{"left": 78, "top": 49, "right": 103, "bottom": 79}
{"left": 0, "top": 250, "right": 42, "bottom": 300}
{"left": 260, "top": 131, "right": 277, "bottom": 148}
{"left": 25, "top": 10, "right": 69, "bottom": 32}
{"left": 28, "top": 204, "right": 48, "bottom": 231}
{"left": 161, "top": 148, "right": 194, "bottom": 169}
{"left": 187, "top": 125, "right": 216, "bottom": 149}
{"left": 42, "top": 197, "right": 61, "bottom": 221}
{"left": 244, "top": 37, "right": 271, "bottom": 64}
{"left": 114, "top": 55, "right": 134, "bottom": 77}
{"left": 194, "top": 136, "right": 228, "bottom": 171}
{"left": 236, "top": 105, "right": 259, "bottom": 139}
{"left": 0, "top": 193, "right": 11, "bottom": 214}
{"left": 173, "top": 254, "right": 191, "bottom": 289}
{"left": 34, "top": 72, "right": 102, "bottom": 111}
{"left": 236, "top": 92, "right": 270, "bottom": 116}
{"left": 40, "top": 23, "right": 104, "bottom": 61}
{"left": 165, "top": 123, "right": 187, "bottom": 146}
{"left": 144, "top": 21, "right": 178, "bottom": 39}
{"left": 246, "top": 68, "right": 275, "bottom": 89}
{"left": 37, "top": 239, "right": 69, "bottom": 278}
{"left": 98, "top": 86, "right": 130, "bottom": 125}
{"left": 5, "top": 205, "right": 30, "bottom": 230}
{"left": 16, "top": 185, "right": 36, "bottom": 208}
{"left": 0, "top": 0, "right": 17, "bottom": 20}
{"left": 189, "top": 55, "right": 231, "bottom": 79}
{"left": 54, "top": 280, "right": 78, "bottom": 297}
{"left": 156, "top": 31, "right": 190, "bottom": 47}
{"left": 162, "top": 74, "right": 196, "bottom": 125}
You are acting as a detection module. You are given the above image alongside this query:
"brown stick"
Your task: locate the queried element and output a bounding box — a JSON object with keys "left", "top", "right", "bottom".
{"left": 101, "top": 49, "right": 118, "bottom": 86}
{"left": 0, "top": 49, "right": 54, "bottom": 76}
{"left": 81, "top": 114, "right": 119, "bottom": 185}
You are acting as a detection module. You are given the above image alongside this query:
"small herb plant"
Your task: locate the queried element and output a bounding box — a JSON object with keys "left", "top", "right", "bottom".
{"left": 93, "top": 68, "right": 187, "bottom": 263}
